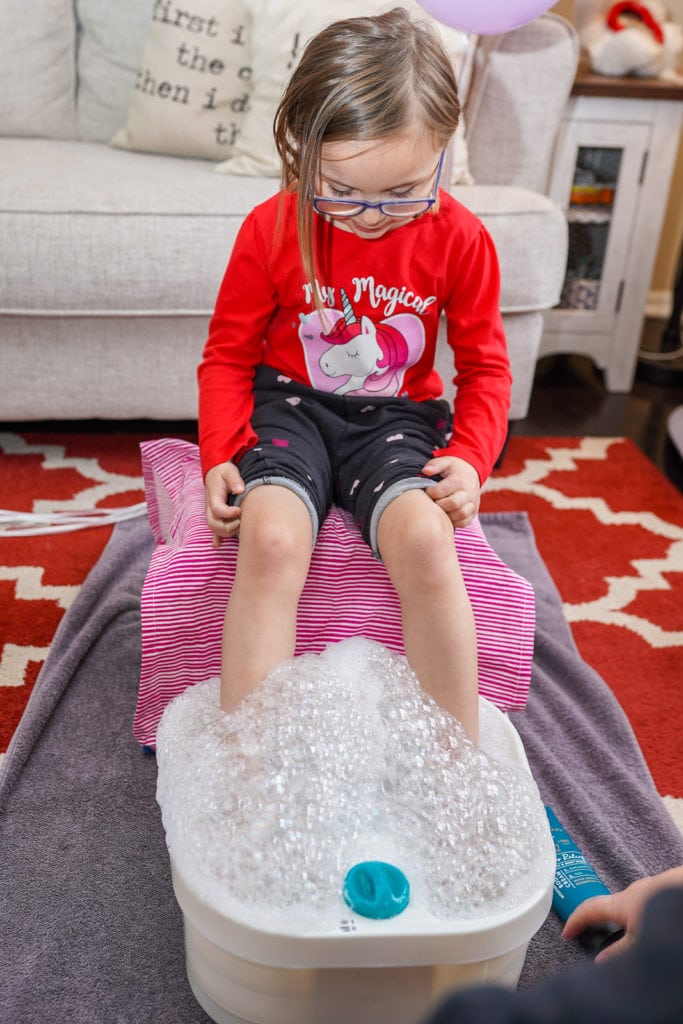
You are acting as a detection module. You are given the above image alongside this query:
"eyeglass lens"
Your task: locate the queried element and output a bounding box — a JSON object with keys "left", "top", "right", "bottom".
{"left": 314, "top": 198, "right": 433, "bottom": 217}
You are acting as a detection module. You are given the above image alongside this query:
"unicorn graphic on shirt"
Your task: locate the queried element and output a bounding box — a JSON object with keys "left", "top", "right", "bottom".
{"left": 298, "top": 289, "right": 425, "bottom": 397}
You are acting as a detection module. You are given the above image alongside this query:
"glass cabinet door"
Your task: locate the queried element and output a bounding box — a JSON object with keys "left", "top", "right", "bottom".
{"left": 560, "top": 145, "right": 621, "bottom": 310}
{"left": 547, "top": 121, "right": 649, "bottom": 333}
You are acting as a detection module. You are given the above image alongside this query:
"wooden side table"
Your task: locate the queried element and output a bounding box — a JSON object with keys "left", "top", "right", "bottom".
{"left": 540, "top": 63, "right": 683, "bottom": 391}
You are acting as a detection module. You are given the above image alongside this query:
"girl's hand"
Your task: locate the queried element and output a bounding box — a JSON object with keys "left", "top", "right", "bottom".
{"left": 562, "top": 867, "right": 683, "bottom": 963}
{"left": 422, "top": 456, "right": 480, "bottom": 528}
{"left": 204, "top": 461, "right": 246, "bottom": 547}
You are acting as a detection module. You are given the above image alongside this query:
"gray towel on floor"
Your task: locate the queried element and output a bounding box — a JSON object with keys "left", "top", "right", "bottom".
{"left": 1, "top": 513, "right": 681, "bottom": 1024}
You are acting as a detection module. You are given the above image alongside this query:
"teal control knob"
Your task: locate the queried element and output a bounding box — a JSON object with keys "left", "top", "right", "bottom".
{"left": 343, "top": 861, "right": 410, "bottom": 919}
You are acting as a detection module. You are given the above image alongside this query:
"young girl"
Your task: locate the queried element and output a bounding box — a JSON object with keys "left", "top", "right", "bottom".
{"left": 198, "top": 7, "right": 511, "bottom": 744}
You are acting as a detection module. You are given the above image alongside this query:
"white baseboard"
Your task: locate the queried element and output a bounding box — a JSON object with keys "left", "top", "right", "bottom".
{"left": 646, "top": 289, "right": 674, "bottom": 319}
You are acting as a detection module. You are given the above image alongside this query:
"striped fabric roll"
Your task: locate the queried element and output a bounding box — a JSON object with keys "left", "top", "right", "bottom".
{"left": 135, "top": 438, "right": 535, "bottom": 748}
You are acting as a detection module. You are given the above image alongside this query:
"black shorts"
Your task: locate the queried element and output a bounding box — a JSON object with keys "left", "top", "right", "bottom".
{"left": 232, "top": 366, "right": 452, "bottom": 556}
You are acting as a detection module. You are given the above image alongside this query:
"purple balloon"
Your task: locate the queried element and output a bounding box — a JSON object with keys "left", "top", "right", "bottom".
{"left": 417, "top": 0, "right": 555, "bottom": 35}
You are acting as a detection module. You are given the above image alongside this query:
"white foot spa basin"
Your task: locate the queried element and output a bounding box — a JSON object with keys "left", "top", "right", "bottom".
{"left": 156, "top": 639, "right": 555, "bottom": 1024}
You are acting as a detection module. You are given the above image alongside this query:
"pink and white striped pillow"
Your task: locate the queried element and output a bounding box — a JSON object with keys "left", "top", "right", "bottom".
{"left": 135, "top": 438, "right": 535, "bottom": 748}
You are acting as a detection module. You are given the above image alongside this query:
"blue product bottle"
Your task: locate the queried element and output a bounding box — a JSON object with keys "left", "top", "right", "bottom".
{"left": 546, "top": 806, "right": 625, "bottom": 955}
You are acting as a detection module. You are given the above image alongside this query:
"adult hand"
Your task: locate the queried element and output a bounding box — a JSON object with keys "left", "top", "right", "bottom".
{"left": 563, "top": 866, "right": 683, "bottom": 962}
{"left": 204, "top": 461, "right": 245, "bottom": 547}
{"left": 422, "top": 455, "right": 481, "bottom": 528}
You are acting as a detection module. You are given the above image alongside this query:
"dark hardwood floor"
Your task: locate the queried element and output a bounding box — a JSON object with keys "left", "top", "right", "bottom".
{"left": 510, "top": 318, "right": 683, "bottom": 490}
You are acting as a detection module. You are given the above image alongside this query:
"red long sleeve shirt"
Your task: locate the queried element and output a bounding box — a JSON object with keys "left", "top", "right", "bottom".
{"left": 198, "top": 190, "right": 511, "bottom": 483}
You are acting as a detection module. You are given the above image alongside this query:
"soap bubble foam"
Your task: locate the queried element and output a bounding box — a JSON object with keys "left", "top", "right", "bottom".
{"left": 156, "top": 638, "right": 552, "bottom": 929}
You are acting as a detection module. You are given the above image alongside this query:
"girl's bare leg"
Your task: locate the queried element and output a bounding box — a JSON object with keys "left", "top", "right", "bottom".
{"left": 376, "top": 488, "right": 479, "bottom": 743}
{"left": 220, "top": 485, "right": 313, "bottom": 712}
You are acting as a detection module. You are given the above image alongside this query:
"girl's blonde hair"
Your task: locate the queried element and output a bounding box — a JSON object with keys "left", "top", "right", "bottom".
{"left": 273, "top": 7, "right": 461, "bottom": 296}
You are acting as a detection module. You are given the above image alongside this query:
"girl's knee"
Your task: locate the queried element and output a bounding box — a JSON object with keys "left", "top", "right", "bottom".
{"left": 238, "top": 489, "right": 313, "bottom": 583}
{"left": 379, "top": 494, "right": 456, "bottom": 580}
{"left": 247, "top": 520, "right": 306, "bottom": 572}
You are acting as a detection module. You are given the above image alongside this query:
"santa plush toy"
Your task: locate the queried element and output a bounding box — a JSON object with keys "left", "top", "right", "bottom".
{"left": 579, "top": 1, "right": 682, "bottom": 78}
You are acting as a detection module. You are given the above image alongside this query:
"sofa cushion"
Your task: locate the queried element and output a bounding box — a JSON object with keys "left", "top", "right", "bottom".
{"left": 0, "top": 0, "right": 77, "bottom": 139}
{"left": 111, "top": 0, "right": 250, "bottom": 161}
{"left": 75, "top": 0, "right": 153, "bottom": 142}
{"left": 0, "top": 140, "right": 272, "bottom": 315}
{"left": 0, "top": 139, "right": 564, "bottom": 316}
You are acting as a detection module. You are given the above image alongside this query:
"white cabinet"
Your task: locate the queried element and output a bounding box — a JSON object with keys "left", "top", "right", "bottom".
{"left": 541, "top": 71, "right": 683, "bottom": 391}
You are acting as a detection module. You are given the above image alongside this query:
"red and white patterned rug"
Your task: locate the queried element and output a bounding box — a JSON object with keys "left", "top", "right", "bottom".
{"left": 1, "top": 431, "right": 681, "bottom": 828}
{"left": 0, "top": 431, "right": 157, "bottom": 750}
{"left": 481, "top": 435, "right": 683, "bottom": 831}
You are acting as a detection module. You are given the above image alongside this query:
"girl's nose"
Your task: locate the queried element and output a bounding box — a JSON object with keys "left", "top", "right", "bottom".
{"left": 357, "top": 204, "right": 385, "bottom": 227}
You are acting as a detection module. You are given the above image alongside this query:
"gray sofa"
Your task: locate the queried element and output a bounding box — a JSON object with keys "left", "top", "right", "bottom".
{"left": 0, "top": 5, "right": 578, "bottom": 423}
